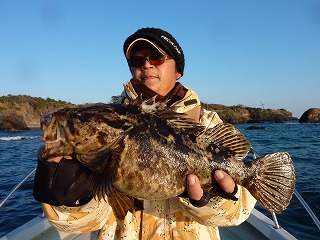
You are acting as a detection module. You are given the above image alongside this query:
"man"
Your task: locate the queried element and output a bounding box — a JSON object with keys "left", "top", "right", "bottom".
{"left": 34, "top": 27, "right": 256, "bottom": 239}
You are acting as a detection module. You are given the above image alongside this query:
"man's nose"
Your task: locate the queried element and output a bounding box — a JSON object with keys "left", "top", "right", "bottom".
{"left": 141, "top": 58, "right": 153, "bottom": 69}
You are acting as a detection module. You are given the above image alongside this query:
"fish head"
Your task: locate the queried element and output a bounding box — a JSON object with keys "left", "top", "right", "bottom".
{"left": 40, "top": 109, "right": 76, "bottom": 158}
{"left": 40, "top": 105, "right": 136, "bottom": 160}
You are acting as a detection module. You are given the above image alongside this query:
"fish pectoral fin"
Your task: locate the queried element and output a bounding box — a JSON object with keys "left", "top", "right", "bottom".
{"left": 91, "top": 171, "right": 114, "bottom": 201}
{"left": 92, "top": 171, "right": 135, "bottom": 220}
{"left": 107, "top": 189, "right": 135, "bottom": 220}
{"left": 200, "top": 123, "right": 252, "bottom": 161}
{"left": 76, "top": 126, "right": 133, "bottom": 171}
{"left": 76, "top": 148, "right": 113, "bottom": 171}
{"left": 90, "top": 159, "right": 134, "bottom": 221}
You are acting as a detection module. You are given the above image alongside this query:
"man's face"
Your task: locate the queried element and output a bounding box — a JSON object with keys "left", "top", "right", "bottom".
{"left": 130, "top": 44, "right": 182, "bottom": 96}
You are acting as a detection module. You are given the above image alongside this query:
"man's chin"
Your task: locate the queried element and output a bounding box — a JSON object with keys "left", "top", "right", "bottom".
{"left": 142, "top": 79, "right": 159, "bottom": 89}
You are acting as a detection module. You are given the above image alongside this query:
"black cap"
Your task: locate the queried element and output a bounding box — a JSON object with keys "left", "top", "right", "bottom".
{"left": 123, "top": 27, "right": 185, "bottom": 75}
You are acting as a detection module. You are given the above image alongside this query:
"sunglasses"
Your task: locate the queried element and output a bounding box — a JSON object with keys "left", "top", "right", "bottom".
{"left": 128, "top": 55, "right": 171, "bottom": 68}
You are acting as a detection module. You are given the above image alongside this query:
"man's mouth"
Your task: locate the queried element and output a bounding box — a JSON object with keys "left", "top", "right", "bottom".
{"left": 142, "top": 75, "right": 158, "bottom": 81}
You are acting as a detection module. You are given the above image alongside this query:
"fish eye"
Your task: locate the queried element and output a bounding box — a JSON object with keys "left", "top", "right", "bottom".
{"left": 70, "top": 112, "right": 80, "bottom": 118}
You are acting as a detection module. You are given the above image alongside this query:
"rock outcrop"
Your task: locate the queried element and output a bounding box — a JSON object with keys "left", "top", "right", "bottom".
{"left": 299, "top": 108, "right": 320, "bottom": 123}
{"left": 0, "top": 95, "right": 76, "bottom": 130}
{"left": 0, "top": 114, "right": 30, "bottom": 131}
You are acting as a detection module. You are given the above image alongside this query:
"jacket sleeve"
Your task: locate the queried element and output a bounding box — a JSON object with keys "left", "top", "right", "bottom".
{"left": 41, "top": 198, "right": 113, "bottom": 233}
{"left": 177, "top": 185, "right": 257, "bottom": 227}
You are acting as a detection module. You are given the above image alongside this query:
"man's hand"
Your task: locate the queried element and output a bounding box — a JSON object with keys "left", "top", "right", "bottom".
{"left": 187, "top": 170, "right": 236, "bottom": 201}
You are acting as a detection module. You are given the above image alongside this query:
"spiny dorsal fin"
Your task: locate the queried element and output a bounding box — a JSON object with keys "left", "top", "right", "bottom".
{"left": 199, "top": 123, "right": 252, "bottom": 160}
{"left": 136, "top": 99, "right": 202, "bottom": 130}
{"left": 126, "top": 98, "right": 251, "bottom": 160}
{"left": 126, "top": 96, "right": 179, "bottom": 116}
{"left": 140, "top": 98, "right": 170, "bottom": 113}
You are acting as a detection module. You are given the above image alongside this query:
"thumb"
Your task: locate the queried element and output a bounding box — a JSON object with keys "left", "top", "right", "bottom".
{"left": 214, "top": 170, "right": 236, "bottom": 193}
{"left": 187, "top": 174, "right": 203, "bottom": 200}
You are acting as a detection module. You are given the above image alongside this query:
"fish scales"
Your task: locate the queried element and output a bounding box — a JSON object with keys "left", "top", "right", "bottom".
{"left": 113, "top": 125, "right": 213, "bottom": 200}
{"left": 40, "top": 100, "right": 295, "bottom": 220}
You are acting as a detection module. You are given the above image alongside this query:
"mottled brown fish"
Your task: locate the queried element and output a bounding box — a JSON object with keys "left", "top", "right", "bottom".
{"left": 40, "top": 100, "right": 295, "bottom": 220}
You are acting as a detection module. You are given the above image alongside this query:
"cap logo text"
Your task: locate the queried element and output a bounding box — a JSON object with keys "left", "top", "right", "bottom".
{"left": 161, "top": 35, "right": 181, "bottom": 54}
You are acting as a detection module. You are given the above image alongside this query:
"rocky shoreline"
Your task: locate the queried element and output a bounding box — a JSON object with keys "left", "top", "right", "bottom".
{"left": 0, "top": 114, "right": 30, "bottom": 131}
{"left": 201, "top": 103, "right": 298, "bottom": 124}
{"left": 0, "top": 95, "right": 76, "bottom": 131}
{"left": 0, "top": 95, "right": 318, "bottom": 131}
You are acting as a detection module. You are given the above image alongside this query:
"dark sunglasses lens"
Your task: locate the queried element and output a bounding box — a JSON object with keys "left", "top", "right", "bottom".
{"left": 130, "top": 56, "right": 166, "bottom": 68}
{"left": 130, "top": 57, "right": 145, "bottom": 68}
{"left": 149, "top": 56, "right": 165, "bottom": 65}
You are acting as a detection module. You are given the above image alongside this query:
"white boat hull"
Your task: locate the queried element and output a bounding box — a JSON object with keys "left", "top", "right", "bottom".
{"left": 1, "top": 208, "right": 297, "bottom": 240}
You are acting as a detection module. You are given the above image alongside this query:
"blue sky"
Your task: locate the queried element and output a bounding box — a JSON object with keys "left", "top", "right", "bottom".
{"left": 0, "top": 0, "right": 319, "bottom": 118}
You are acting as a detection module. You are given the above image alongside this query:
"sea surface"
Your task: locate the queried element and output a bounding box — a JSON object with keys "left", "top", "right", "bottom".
{"left": 0, "top": 122, "right": 319, "bottom": 239}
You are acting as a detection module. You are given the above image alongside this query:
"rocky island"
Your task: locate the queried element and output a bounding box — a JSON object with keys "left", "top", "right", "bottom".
{"left": 299, "top": 108, "right": 320, "bottom": 123}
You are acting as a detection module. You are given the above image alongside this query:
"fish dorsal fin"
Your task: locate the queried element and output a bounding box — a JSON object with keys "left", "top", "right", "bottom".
{"left": 199, "top": 123, "right": 252, "bottom": 160}
{"left": 128, "top": 97, "right": 199, "bottom": 127}
{"left": 128, "top": 98, "right": 251, "bottom": 160}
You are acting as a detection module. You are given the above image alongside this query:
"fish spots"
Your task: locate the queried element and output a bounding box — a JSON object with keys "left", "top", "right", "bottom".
{"left": 66, "top": 119, "right": 76, "bottom": 135}
{"left": 166, "top": 134, "right": 176, "bottom": 144}
{"left": 116, "top": 169, "right": 148, "bottom": 197}
{"left": 97, "top": 131, "right": 107, "bottom": 145}
{"left": 123, "top": 173, "right": 136, "bottom": 191}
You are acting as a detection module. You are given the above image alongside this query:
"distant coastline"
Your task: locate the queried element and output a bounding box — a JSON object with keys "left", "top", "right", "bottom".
{"left": 0, "top": 94, "right": 315, "bottom": 131}
{"left": 200, "top": 102, "right": 297, "bottom": 124}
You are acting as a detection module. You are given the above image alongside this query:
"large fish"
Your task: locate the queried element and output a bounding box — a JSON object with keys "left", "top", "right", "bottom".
{"left": 40, "top": 99, "right": 295, "bottom": 220}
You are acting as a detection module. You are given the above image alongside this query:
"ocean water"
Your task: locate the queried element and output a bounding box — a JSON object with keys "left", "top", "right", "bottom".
{"left": 0, "top": 123, "right": 319, "bottom": 239}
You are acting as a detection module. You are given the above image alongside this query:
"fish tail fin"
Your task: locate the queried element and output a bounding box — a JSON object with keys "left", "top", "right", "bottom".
{"left": 243, "top": 152, "right": 295, "bottom": 213}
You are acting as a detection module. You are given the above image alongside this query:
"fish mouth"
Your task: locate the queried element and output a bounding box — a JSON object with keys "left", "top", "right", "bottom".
{"left": 40, "top": 114, "right": 62, "bottom": 144}
{"left": 43, "top": 127, "right": 62, "bottom": 144}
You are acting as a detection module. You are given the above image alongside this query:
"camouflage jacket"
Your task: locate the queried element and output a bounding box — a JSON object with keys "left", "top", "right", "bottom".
{"left": 42, "top": 81, "right": 256, "bottom": 240}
